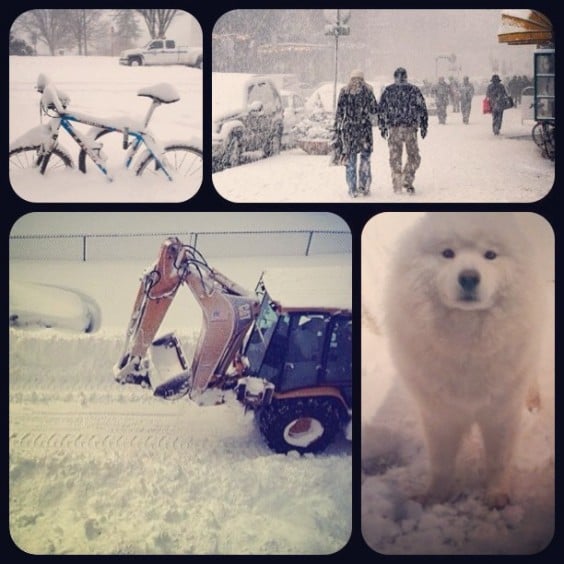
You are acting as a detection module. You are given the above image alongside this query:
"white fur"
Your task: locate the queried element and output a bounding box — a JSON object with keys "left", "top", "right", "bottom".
{"left": 384, "top": 213, "right": 544, "bottom": 508}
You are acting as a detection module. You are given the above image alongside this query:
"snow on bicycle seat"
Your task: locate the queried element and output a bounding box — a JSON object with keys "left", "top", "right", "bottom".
{"left": 137, "top": 83, "right": 180, "bottom": 104}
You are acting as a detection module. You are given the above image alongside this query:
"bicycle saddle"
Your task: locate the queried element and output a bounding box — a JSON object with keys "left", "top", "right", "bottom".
{"left": 137, "top": 83, "right": 180, "bottom": 104}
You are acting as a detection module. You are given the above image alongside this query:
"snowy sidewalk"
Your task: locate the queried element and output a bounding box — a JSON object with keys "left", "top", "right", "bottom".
{"left": 213, "top": 99, "right": 554, "bottom": 203}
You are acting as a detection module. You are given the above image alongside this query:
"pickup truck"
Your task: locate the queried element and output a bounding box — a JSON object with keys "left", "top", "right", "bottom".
{"left": 119, "top": 39, "right": 203, "bottom": 68}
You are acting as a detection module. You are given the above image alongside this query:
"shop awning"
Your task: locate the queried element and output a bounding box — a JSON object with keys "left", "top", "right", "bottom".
{"left": 497, "top": 10, "right": 553, "bottom": 46}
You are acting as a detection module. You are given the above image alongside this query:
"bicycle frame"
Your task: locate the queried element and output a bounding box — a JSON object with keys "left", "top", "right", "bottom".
{"left": 44, "top": 106, "right": 173, "bottom": 182}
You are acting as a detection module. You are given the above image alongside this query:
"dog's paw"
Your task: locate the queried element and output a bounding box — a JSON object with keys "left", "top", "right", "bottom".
{"left": 484, "top": 490, "right": 511, "bottom": 510}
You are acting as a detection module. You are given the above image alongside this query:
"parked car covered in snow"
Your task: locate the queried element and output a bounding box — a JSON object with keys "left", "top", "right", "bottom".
{"left": 119, "top": 39, "right": 203, "bottom": 68}
{"left": 212, "top": 73, "right": 284, "bottom": 171}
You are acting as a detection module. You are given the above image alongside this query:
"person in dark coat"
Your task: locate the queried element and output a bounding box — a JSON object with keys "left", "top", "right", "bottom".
{"left": 486, "top": 74, "right": 509, "bottom": 135}
{"left": 334, "top": 69, "right": 378, "bottom": 197}
{"left": 459, "top": 76, "right": 475, "bottom": 124}
{"left": 378, "top": 67, "right": 428, "bottom": 194}
{"left": 433, "top": 76, "right": 450, "bottom": 124}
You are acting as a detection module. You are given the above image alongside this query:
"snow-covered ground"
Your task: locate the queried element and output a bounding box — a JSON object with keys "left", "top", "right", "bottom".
{"left": 361, "top": 213, "right": 555, "bottom": 555}
{"left": 9, "top": 213, "right": 352, "bottom": 555}
{"left": 9, "top": 55, "right": 554, "bottom": 205}
{"left": 9, "top": 56, "right": 202, "bottom": 203}
{"left": 213, "top": 96, "right": 554, "bottom": 203}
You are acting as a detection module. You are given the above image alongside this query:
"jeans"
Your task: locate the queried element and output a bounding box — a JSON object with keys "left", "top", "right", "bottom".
{"left": 492, "top": 109, "right": 504, "bottom": 134}
{"left": 346, "top": 149, "right": 371, "bottom": 194}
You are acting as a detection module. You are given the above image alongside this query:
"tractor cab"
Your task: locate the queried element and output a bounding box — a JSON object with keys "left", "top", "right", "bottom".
{"left": 244, "top": 274, "right": 352, "bottom": 406}
{"left": 236, "top": 267, "right": 352, "bottom": 454}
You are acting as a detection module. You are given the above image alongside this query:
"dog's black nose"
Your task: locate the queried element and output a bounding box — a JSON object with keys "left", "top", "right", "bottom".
{"left": 458, "top": 269, "right": 480, "bottom": 292}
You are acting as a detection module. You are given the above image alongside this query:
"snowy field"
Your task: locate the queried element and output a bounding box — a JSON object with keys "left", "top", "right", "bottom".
{"left": 361, "top": 213, "right": 555, "bottom": 555}
{"left": 9, "top": 213, "right": 352, "bottom": 555}
{"left": 213, "top": 97, "right": 554, "bottom": 203}
{"left": 9, "top": 56, "right": 202, "bottom": 203}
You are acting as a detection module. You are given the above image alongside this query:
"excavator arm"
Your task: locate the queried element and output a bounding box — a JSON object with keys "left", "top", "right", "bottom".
{"left": 113, "top": 237, "right": 261, "bottom": 401}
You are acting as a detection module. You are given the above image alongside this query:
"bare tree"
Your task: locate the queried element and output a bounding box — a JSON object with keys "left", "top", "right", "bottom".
{"left": 111, "top": 9, "right": 143, "bottom": 53}
{"left": 66, "top": 9, "right": 104, "bottom": 55}
{"left": 136, "top": 9, "right": 177, "bottom": 39}
{"left": 13, "top": 9, "right": 72, "bottom": 55}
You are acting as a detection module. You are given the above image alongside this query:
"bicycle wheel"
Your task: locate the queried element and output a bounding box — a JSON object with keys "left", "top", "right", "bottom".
{"left": 135, "top": 143, "right": 203, "bottom": 181}
{"left": 9, "top": 145, "right": 73, "bottom": 175}
{"left": 532, "top": 122, "right": 556, "bottom": 160}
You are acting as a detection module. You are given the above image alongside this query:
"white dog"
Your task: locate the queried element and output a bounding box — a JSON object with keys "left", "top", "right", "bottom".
{"left": 384, "top": 212, "right": 544, "bottom": 509}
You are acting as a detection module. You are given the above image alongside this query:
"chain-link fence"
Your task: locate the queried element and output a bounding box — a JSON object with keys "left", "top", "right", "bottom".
{"left": 9, "top": 230, "right": 351, "bottom": 261}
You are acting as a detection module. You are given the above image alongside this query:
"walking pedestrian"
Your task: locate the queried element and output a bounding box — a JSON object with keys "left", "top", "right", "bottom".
{"left": 486, "top": 74, "right": 509, "bottom": 135}
{"left": 334, "top": 69, "right": 378, "bottom": 198}
{"left": 378, "top": 67, "right": 428, "bottom": 194}
{"left": 459, "top": 76, "right": 475, "bottom": 124}
{"left": 433, "top": 76, "right": 450, "bottom": 124}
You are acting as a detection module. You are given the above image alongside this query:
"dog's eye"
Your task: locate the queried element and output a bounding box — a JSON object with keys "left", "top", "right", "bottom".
{"left": 484, "top": 250, "right": 497, "bottom": 260}
{"left": 442, "top": 248, "right": 455, "bottom": 259}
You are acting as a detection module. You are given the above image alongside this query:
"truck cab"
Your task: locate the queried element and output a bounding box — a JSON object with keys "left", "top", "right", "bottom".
{"left": 119, "top": 39, "right": 203, "bottom": 68}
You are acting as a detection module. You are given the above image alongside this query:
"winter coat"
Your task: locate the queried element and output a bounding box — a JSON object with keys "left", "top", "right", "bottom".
{"left": 433, "top": 81, "right": 450, "bottom": 106}
{"left": 378, "top": 82, "right": 428, "bottom": 132}
{"left": 459, "top": 81, "right": 475, "bottom": 103}
{"left": 486, "top": 81, "right": 508, "bottom": 112}
{"left": 334, "top": 81, "right": 378, "bottom": 154}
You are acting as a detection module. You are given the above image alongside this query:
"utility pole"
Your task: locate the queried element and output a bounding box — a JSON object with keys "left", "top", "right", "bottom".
{"left": 324, "top": 10, "right": 351, "bottom": 111}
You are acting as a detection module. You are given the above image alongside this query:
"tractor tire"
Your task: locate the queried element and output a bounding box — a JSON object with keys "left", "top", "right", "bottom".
{"left": 258, "top": 397, "right": 345, "bottom": 454}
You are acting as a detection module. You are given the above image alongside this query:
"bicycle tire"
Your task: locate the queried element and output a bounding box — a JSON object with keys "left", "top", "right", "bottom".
{"left": 135, "top": 143, "right": 203, "bottom": 181}
{"left": 532, "top": 122, "right": 555, "bottom": 160}
{"left": 9, "top": 145, "right": 74, "bottom": 175}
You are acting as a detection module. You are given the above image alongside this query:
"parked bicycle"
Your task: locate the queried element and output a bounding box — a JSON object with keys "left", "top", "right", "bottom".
{"left": 9, "top": 74, "right": 203, "bottom": 182}
{"left": 531, "top": 119, "right": 555, "bottom": 161}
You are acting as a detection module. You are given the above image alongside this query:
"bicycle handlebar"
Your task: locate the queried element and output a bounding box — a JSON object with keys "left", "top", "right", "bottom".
{"left": 40, "top": 83, "right": 70, "bottom": 114}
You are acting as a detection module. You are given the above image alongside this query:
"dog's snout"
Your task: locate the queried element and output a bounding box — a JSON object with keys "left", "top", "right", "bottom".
{"left": 458, "top": 269, "right": 480, "bottom": 292}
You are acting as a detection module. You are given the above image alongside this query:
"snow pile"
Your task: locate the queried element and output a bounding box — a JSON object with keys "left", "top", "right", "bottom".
{"left": 293, "top": 110, "right": 334, "bottom": 142}
{"left": 10, "top": 281, "right": 102, "bottom": 333}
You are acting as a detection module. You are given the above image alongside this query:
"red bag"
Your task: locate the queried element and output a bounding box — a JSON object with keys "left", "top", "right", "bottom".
{"left": 482, "top": 97, "right": 492, "bottom": 114}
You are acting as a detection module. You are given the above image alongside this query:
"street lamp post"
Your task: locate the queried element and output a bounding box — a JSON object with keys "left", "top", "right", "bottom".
{"left": 324, "top": 9, "right": 351, "bottom": 111}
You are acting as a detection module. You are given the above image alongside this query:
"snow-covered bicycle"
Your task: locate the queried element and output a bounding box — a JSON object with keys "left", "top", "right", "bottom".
{"left": 9, "top": 74, "right": 203, "bottom": 182}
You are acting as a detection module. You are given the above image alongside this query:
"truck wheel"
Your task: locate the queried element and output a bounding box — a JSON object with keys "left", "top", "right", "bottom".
{"left": 258, "top": 397, "right": 344, "bottom": 454}
{"left": 129, "top": 57, "right": 142, "bottom": 67}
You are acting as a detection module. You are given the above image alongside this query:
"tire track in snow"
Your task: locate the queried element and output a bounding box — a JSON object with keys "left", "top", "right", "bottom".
{"left": 10, "top": 408, "right": 201, "bottom": 457}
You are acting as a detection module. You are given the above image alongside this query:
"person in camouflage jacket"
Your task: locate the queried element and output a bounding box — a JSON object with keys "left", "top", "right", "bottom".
{"left": 334, "top": 69, "right": 379, "bottom": 198}
{"left": 378, "top": 67, "right": 428, "bottom": 194}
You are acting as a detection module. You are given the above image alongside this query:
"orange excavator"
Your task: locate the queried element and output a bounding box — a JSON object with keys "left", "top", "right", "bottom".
{"left": 113, "top": 237, "right": 352, "bottom": 454}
